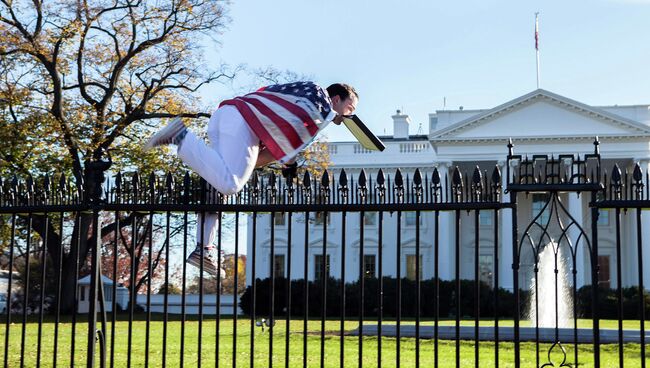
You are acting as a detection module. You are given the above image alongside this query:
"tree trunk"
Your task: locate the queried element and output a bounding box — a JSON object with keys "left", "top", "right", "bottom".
{"left": 59, "top": 213, "right": 93, "bottom": 314}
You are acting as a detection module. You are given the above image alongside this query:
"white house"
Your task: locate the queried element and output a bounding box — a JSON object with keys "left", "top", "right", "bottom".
{"left": 247, "top": 89, "right": 650, "bottom": 292}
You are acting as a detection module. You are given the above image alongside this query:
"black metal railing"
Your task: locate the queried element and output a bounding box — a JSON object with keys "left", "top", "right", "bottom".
{"left": 0, "top": 139, "right": 648, "bottom": 367}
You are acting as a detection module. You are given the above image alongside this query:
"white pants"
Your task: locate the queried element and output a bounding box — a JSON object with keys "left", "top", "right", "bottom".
{"left": 178, "top": 105, "right": 260, "bottom": 246}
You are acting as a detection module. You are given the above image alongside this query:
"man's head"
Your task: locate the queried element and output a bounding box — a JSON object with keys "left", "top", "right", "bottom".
{"left": 327, "top": 83, "right": 358, "bottom": 124}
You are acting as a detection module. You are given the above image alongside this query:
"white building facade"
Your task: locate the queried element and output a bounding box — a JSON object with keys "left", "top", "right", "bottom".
{"left": 246, "top": 89, "right": 650, "bottom": 292}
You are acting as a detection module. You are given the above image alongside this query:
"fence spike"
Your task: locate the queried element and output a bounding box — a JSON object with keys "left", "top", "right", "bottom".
{"left": 492, "top": 165, "right": 501, "bottom": 186}
{"left": 59, "top": 172, "right": 68, "bottom": 194}
{"left": 149, "top": 172, "right": 156, "bottom": 188}
{"left": 44, "top": 174, "right": 51, "bottom": 192}
{"left": 394, "top": 169, "right": 403, "bottom": 188}
{"left": 452, "top": 167, "right": 463, "bottom": 187}
{"left": 302, "top": 171, "right": 311, "bottom": 189}
{"left": 339, "top": 169, "right": 348, "bottom": 187}
{"left": 358, "top": 170, "right": 367, "bottom": 188}
{"left": 413, "top": 168, "right": 422, "bottom": 187}
{"left": 472, "top": 166, "right": 482, "bottom": 185}
{"left": 132, "top": 171, "right": 140, "bottom": 194}
{"left": 633, "top": 163, "right": 643, "bottom": 182}
{"left": 594, "top": 136, "right": 600, "bottom": 155}
{"left": 74, "top": 168, "right": 84, "bottom": 193}
{"left": 166, "top": 172, "right": 174, "bottom": 194}
{"left": 432, "top": 167, "right": 441, "bottom": 185}
{"left": 321, "top": 170, "right": 330, "bottom": 187}
{"left": 27, "top": 174, "right": 34, "bottom": 194}
{"left": 183, "top": 172, "right": 191, "bottom": 203}
{"left": 377, "top": 169, "right": 385, "bottom": 187}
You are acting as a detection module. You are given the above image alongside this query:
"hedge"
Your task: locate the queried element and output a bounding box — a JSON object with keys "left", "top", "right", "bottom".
{"left": 240, "top": 278, "right": 650, "bottom": 321}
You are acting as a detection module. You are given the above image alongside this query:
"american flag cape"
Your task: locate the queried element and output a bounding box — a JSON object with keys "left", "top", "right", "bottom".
{"left": 219, "top": 82, "right": 336, "bottom": 163}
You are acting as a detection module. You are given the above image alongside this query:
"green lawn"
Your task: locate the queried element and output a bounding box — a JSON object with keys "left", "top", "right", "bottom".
{"left": 0, "top": 315, "right": 648, "bottom": 367}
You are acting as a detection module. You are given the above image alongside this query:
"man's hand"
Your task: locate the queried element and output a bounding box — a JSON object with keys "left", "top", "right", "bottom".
{"left": 281, "top": 162, "right": 298, "bottom": 178}
{"left": 332, "top": 114, "right": 345, "bottom": 125}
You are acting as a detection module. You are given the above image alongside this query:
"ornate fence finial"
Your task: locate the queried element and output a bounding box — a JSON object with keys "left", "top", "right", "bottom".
{"left": 183, "top": 172, "right": 191, "bottom": 204}
{"left": 593, "top": 136, "right": 600, "bottom": 155}
{"left": 471, "top": 166, "right": 483, "bottom": 202}
{"left": 114, "top": 172, "right": 122, "bottom": 204}
{"left": 452, "top": 166, "right": 463, "bottom": 202}
{"left": 11, "top": 175, "right": 18, "bottom": 204}
{"left": 376, "top": 169, "right": 386, "bottom": 202}
{"left": 132, "top": 171, "right": 140, "bottom": 203}
{"left": 58, "top": 173, "right": 67, "bottom": 203}
{"left": 508, "top": 138, "right": 514, "bottom": 156}
{"left": 358, "top": 170, "right": 367, "bottom": 202}
{"left": 393, "top": 169, "right": 404, "bottom": 203}
{"left": 338, "top": 169, "right": 348, "bottom": 203}
{"left": 633, "top": 162, "right": 644, "bottom": 200}
{"left": 320, "top": 170, "right": 330, "bottom": 203}
{"left": 165, "top": 172, "right": 174, "bottom": 203}
{"left": 492, "top": 165, "right": 502, "bottom": 201}
{"left": 431, "top": 167, "right": 441, "bottom": 202}
{"left": 413, "top": 168, "right": 423, "bottom": 202}
{"left": 611, "top": 164, "right": 623, "bottom": 200}
{"left": 26, "top": 174, "right": 34, "bottom": 202}
{"left": 149, "top": 172, "right": 156, "bottom": 202}
{"left": 249, "top": 171, "right": 260, "bottom": 203}
{"left": 302, "top": 171, "right": 312, "bottom": 203}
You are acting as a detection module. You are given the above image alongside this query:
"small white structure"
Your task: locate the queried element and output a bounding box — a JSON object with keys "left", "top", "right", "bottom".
{"left": 77, "top": 275, "right": 241, "bottom": 315}
{"left": 77, "top": 275, "right": 129, "bottom": 313}
{"left": 135, "top": 294, "right": 242, "bottom": 315}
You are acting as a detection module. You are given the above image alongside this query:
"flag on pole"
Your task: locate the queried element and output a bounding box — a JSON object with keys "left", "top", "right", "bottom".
{"left": 535, "top": 13, "right": 539, "bottom": 50}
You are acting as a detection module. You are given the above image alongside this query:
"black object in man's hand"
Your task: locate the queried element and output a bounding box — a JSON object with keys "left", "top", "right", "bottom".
{"left": 281, "top": 162, "right": 298, "bottom": 178}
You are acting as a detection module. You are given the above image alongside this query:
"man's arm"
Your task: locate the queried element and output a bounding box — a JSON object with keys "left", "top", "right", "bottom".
{"left": 255, "top": 148, "right": 276, "bottom": 168}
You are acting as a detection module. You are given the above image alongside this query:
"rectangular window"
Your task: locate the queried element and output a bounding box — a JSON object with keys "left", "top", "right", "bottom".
{"left": 532, "top": 193, "right": 551, "bottom": 224}
{"left": 273, "top": 254, "right": 285, "bottom": 278}
{"left": 597, "top": 209, "right": 610, "bottom": 226}
{"left": 314, "top": 254, "right": 330, "bottom": 280}
{"left": 479, "top": 255, "right": 494, "bottom": 287}
{"left": 273, "top": 212, "right": 286, "bottom": 226}
{"left": 105, "top": 287, "right": 113, "bottom": 302}
{"left": 479, "top": 211, "right": 493, "bottom": 226}
{"left": 406, "top": 255, "right": 423, "bottom": 281}
{"left": 404, "top": 212, "right": 421, "bottom": 227}
{"left": 596, "top": 193, "right": 609, "bottom": 226}
{"left": 598, "top": 255, "right": 611, "bottom": 289}
{"left": 314, "top": 212, "right": 330, "bottom": 226}
{"left": 364, "top": 255, "right": 376, "bottom": 278}
{"left": 363, "top": 212, "right": 377, "bottom": 226}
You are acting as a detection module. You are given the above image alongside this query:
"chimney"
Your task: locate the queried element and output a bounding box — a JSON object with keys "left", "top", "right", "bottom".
{"left": 392, "top": 109, "right": 411, "bottom": 139}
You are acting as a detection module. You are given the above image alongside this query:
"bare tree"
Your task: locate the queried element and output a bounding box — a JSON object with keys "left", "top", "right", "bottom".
{"left": 0, "top": 0, "right": 234, "bottom": 312}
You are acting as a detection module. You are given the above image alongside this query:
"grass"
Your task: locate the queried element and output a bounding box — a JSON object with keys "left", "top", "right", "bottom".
{"left": 0, "top": 315, "right": 648, "bottom": 367}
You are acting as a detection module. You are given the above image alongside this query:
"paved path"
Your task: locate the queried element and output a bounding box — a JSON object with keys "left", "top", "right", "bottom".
{"left": 349, "top": 325, "right": 650, "bottom": 343}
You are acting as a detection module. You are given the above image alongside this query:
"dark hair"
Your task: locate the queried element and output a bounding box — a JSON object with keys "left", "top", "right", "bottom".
{"left": 326, "top": 83, "right": 358, "bottom": 101}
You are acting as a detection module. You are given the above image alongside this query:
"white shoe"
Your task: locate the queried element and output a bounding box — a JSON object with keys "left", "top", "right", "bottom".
{"left": 144, "top": 117, "right": 187, "bottom": 150}
{"left": 187, "top": 244, "right": 222, "bottom": 277}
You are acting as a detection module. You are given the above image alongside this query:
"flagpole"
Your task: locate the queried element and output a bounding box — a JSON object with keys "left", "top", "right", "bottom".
{"left": 535, "top": 12, "right": 540, "bottom": 89}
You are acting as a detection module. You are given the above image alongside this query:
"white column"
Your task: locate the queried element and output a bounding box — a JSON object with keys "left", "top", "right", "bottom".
{"left": 568, "top": 192, "right": 585, "bottom": 288}
{"left": 498, "top": 160, "right": 514, "bottom": 292}
{"left": 641, "top": 160, "right": 650, "bottom": 289}
{"left": 437, "top": 161, "right": 454, "bottom": 280}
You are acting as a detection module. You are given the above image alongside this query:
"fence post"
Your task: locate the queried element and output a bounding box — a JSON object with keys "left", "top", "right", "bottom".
{"left": 84, "top": 159, "right": 111, "bottom": 368}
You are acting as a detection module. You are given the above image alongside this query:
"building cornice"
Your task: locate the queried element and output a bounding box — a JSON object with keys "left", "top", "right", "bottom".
{"left": 430, "top": 89, "right": 650, "bottom": 140}
{"left": 431, "top": 134, "right": 650, "bottom": 144}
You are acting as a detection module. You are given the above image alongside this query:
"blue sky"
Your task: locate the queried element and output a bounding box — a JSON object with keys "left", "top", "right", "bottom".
{"left": 201, "top": 0, "right": 650, "bottom": 142}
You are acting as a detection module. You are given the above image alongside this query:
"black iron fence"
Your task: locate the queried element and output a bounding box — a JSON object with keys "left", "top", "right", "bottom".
{"left": 0, "top": 139, "right": 648, "bottom": 367}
